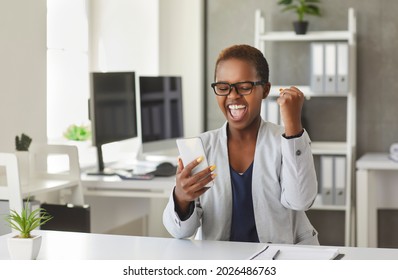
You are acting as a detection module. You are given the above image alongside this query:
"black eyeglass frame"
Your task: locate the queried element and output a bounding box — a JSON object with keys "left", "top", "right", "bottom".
{"left": 210, "top": 80, "right": 266, "bottom": 96}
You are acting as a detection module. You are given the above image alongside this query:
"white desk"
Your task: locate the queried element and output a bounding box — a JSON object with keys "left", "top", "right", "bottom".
{"left": 81, "top": 174, "right": 175, "bottom": 236}
{"left": 2, "top": 230, "right": 398, "bottom": 260}
{"left": 356, "top": 153, "right": 398, "bottom": 247}
{"left": 82, "top": 173, "right": 175, "bottom": 198}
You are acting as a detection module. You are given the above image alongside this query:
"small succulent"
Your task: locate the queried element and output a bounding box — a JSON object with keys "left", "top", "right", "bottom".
{"left": 15, "top": 133, "right": 32, "bottom": 151}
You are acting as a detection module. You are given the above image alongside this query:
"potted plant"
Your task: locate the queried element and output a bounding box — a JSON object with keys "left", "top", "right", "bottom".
{"left": 63, "top": 124, "right": 91, "bottom": 142}
{"left": 15, "top": 133, "right": 32, "bottom": 185}
{"left": 277, "top": 0, "right": 321, "bottom": 35}
{"left": 5, "top": 199, "right": 53, "bottom": 260}
{"left": 63, "top": 124, "right": 92, "bottom": 155}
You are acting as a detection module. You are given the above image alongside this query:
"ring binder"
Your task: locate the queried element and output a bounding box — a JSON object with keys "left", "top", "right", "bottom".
{"left": 324, "top": 43, "right": 337, "bottom": 93}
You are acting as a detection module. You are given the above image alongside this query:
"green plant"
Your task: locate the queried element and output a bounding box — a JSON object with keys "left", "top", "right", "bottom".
{"left": 277, "top": 0, "right": 321, "bottom": 22}
{"left": 15, "top": 133, "right": 32, "bottom": 151}
{"left": 63, "top": 124, "right": 91, "bottom": 141}
{"left": 5, "top": 200, "right": 53, "bottom": 238}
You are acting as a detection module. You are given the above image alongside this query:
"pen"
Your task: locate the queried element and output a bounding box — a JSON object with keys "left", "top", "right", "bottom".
{"left": 272, "top": 249, "right": 280, "bottom": 260}
{"left": 250, "top": 245, "right": 269, "bottom": 260}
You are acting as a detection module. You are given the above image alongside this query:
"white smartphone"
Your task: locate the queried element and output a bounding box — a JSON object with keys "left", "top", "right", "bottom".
{"left": 176, "top": 137, "right": 213, "bottom": 187}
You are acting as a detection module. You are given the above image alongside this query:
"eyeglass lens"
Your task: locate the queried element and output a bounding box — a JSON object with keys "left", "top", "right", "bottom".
{"left": 213, "top": 82, "right": 255, "bottom": 96}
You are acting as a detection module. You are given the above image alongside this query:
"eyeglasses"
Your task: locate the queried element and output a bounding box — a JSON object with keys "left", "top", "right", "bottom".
{"left": 211, "top": 81, "right": 266, "bottom": 96}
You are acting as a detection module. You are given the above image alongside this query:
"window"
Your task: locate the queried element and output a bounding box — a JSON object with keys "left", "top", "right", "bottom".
{"left": 47, "top": 0, "right": 89, "bottom": 142}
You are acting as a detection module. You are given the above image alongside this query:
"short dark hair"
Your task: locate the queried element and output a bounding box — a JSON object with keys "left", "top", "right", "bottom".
{"left": 214, "top": 44, "right": 269, "bottom": 82}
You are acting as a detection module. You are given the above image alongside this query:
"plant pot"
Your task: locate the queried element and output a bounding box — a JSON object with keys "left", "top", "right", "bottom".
{"left": 293, "top": 21, "right": 309, "bottom": 35}
{"left": 7, "top": 235, "right": 42, "bottom": 260}
{"left": 15, "top": 151, "right": 30, "bottom": 186}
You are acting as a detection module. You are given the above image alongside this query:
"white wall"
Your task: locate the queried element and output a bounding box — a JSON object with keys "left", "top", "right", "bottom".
{"left": 47, "top": 0, "right": 89, "bottom": 141}
{"left": 89, "top": 0, "right": 159, "bottom": 74}
{"left": 0, "top": 0, "right": 47, "bottom": 152}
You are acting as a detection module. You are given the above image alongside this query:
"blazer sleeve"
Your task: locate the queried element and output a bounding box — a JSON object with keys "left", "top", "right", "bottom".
{"left": 162, "top": 188, "right": 202, "bottom": 239}
{"left": 279, "top": 130, "right": 318, "bottom": 210}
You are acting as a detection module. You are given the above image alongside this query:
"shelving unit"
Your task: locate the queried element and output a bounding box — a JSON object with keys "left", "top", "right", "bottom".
{"left": 255, "top": 8, "right": 357, "bottom": 246}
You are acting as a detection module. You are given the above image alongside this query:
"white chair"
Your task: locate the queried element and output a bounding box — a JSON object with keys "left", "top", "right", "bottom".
{"left": 0, "top": 153, "right": 24, "bottom": 215}
{"left": 28, "top": 144, "right": 85, "bottom": 206}
{"left": 0, "top": 144, "right": 85, "bottom": 214}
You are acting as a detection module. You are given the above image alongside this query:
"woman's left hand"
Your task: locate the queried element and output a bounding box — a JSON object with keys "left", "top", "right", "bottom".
{"left": 277, "top": 86, "right": 304, "bottom": 136}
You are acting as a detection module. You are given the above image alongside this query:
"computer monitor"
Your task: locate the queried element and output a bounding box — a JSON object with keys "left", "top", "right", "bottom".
{"left": 137, "top": 76, "right": 184, "bottom": 163}
{"left": 88, "top": 71, "right": 138, "bottom": 175}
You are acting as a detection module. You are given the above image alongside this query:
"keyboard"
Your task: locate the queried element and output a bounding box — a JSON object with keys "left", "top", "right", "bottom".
{"left": 114, "top": 171, "right": 155, "bottom": 180}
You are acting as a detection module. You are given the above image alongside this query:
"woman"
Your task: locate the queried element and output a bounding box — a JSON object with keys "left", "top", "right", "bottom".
{"left": 163, "top": 44, "right": 319, "bottom": 245}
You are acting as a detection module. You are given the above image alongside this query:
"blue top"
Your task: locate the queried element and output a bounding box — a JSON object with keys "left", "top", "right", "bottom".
{"left": 229, "top": 162, "right": 259, "bottom": 242}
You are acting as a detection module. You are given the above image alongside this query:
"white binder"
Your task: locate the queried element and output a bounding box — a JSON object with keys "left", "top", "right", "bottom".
{"left": 260, "top": 99, "right": 267, "bottom": 121}
{"left": 320, "top": 156, "right": 334, "bottom": 205}
{"left": 310, "top": 43, "right": 324, "bottom": 93}
{"left": 266, "top": 99, "right": 280, "bottom": 125}
{"left": 324, "top": 43, "right": 337, "bottom": 93}
{"left": 337, "top": 43, "right": 349, "bottom": 93}
{"left": 334, "top": 156, "right": 346, "bottom": 205}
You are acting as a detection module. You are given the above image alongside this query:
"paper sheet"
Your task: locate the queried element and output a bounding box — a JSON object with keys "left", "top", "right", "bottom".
{"left": 249, "top": 245, "right": 340, "bottom": 260}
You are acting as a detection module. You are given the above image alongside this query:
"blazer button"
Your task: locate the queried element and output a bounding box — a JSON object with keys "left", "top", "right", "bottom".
{"left": 296, "top": 150, "right": 302, "bottom": 156}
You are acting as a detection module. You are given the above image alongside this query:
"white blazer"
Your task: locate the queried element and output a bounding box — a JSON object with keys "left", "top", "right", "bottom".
{"left": 163, "top": 120, "right": 319, "bottom": 245}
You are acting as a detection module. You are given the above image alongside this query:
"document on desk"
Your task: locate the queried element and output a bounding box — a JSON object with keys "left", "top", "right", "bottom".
{"left": 249, "top": 245, "right": 340, "bottom": 260}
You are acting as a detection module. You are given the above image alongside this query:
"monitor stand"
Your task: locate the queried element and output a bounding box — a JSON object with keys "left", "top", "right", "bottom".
{"left": 85, "top": 144, "right": 117, "bottom": 176}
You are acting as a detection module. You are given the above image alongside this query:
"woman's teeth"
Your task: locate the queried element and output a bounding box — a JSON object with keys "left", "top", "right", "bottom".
{"left": 228, "top": 104, "right": 246, "bottom": 110}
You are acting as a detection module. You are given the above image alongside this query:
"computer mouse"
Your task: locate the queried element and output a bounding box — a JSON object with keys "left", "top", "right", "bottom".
{"left": 157, "top": 162, "right": 175, "bottom": 171}
{"left": 153, "top": 162, "right": 177, "bottom": 177}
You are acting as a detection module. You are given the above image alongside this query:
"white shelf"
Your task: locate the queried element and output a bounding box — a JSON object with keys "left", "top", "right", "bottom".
{"left": 255, "top": 8, "right": 357, "bottom": 246}
{"left": 311, "top": 142, "right": 348, "bottom": 155}
{"left": 259, "top": 31, "right": 353, "bottom": 42}
{"left": 356, "top": 153, "right": 398, "bottom": 170}
{"left": 311, "top": 194, "right": 347, "bottom": 211}
{"left": 268, "top": 85, "right": 348, "bottom": 98}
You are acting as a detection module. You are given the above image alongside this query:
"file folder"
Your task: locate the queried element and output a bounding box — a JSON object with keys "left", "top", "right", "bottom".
{"left": 266, "top": 99, "right": 280, "bottom": 125}
{"left": 260, "top": 99, "right": 267, "bottom": 121}
{"left": 337, "top": 43, "right": 349, "bottom": 93}
{"left": 310, "top": 43, "right": 324, "bottom": 93}
{"left": 320, "top": 156, "right": 334, "bottom": 205}
{"left": 324, "top": 43, "right": 337, "bottom": 93}
{"left": 334, "top": 156, "right": 346, "bottom": 205}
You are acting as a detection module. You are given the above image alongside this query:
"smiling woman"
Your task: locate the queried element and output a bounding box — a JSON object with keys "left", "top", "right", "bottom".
{"left": 163, "top": 44, "right": 319, "bottom": 245}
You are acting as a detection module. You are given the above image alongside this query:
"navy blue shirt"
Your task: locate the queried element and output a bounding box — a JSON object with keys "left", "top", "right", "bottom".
{"left": 229, "top": 162, "right": 259, "bottom": 242}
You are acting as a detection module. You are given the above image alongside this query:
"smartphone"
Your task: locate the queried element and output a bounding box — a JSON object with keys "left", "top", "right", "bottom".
{"left": 176, "top": 137, "right": 213, "bottom": 187}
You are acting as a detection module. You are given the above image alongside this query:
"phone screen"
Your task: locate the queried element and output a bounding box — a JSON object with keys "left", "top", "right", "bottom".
{"left": 176, "top": 137, "right": 213, "bottom": 187}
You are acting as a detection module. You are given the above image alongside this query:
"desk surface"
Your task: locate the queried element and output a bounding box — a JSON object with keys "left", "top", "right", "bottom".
{"left": 356, "top": 153, "right": 398, "bottom": 248}
{"left": 2, "top": 230, "right": 398, "bottom": 260}
{"left": 356, "top": 153, "right": 398, "bottom": 170}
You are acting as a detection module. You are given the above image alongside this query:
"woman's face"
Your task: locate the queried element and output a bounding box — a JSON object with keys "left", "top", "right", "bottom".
{"left": 214, "top": 58, "right": 269, "bottom": 131}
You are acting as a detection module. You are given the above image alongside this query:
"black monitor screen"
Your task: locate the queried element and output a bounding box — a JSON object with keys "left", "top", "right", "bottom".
{"left": 89, "top": 72, "right": 138, "bottom": 174}
{"left": 139, "top": 76, "right": 183, "bottom": 143}
{"left": 91, "top": 72, "right": 138, "bottom": 146}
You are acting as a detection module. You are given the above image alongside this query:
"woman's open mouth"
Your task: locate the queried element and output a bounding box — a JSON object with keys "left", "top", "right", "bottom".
{"left": 228, "top": 104, "right": 247, "bottom": 121}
